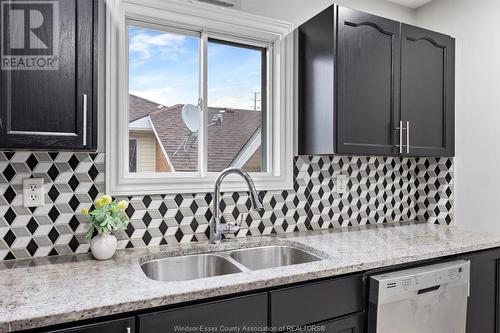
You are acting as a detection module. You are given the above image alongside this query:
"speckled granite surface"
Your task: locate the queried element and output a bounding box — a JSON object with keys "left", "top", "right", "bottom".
{"left": 2, "top": 222, "right": 500, "bottom": 332}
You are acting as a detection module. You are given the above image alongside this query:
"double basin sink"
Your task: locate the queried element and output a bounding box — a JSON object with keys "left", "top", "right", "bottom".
{"left": 141, "top": 245, "right": 324, "bottom": 282}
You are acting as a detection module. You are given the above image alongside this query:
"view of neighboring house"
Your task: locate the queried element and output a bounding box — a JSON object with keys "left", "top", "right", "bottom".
{"left": 129, "top": 94, "right": 263, "bottom": 173}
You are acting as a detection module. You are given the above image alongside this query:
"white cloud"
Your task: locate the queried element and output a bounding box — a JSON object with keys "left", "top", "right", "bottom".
{"left": 131, "top": 89, "right": 258, "bottom": 111}
{"left": 130, "top": 88, "right": 198, "bottom": 107}
{"left": 131, "top": 74, "right": 173, "bottom": 87}
{"left": 129, "top": 31, "right": 187, "bottom": 60}
{"left": 210, "top": 96, "right": 257, "bottom": 110}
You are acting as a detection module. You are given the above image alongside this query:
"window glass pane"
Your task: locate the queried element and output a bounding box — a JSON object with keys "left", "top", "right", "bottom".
{"left": 129, "top": 139, "right": 138, "bottom": 173}
{"left": 207, "top": 39, "right": 267, "bottom": 173}
{"left": 128, "top": 26, "right": 200, "bottom": 173}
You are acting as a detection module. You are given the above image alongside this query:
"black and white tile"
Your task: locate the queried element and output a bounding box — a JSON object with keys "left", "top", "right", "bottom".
{"left": 0, "top": 152, "right": 453, "bottom": 260}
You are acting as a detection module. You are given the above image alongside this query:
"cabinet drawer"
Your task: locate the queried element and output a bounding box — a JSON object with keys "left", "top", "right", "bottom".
{"left": 290, "top": 314, "right": 364, "bottom": 333}
{"left": 138, "top": 293, "right": 268, "bottom": 333}
{"left": 270, "top": 274, "right": 363, "bottom": 328}
{"left": 45, "top": 317, "right": 135, "bottom": 333}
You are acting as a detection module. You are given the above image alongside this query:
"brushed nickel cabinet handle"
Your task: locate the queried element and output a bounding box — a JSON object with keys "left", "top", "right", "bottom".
{"left": 83, "top": 94, "right": 88, "bottom": 146}
{"left": 399, "top": 120, "right": 403, "bottom": 154}
{"left": 395, "top": 121, "right": 404, "bottom": 154}
{"left": 406, "top": 121, "right": 410, "bottom": 154}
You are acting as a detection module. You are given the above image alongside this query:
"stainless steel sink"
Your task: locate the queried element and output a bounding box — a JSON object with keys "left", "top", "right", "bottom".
{"left": 229, "top": 245, "right": 323, "bottom": 270}
{"left": 141, "top": 254, "right": 243, "bottom": 282}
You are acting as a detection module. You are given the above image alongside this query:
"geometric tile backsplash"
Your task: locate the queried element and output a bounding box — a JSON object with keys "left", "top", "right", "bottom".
{"left": 0, "top": 152, "right": 453, "bottom": 261}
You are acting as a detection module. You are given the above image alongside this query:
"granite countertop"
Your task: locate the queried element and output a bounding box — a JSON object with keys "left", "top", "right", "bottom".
{"left": 2, "top": 221, "right": 500, "bottom": 332}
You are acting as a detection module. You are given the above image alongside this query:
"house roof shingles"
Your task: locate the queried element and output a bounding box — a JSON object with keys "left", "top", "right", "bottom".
{"left": 129, "top": 94, "right": 262, "bottom": 172}
{"left": 129, "top": 94, "right": 163, "bottom": 121}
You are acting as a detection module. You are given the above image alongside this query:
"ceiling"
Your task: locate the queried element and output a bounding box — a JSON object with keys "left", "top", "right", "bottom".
{"left": 386, "top": 0, "right": 434, "bottom": 8}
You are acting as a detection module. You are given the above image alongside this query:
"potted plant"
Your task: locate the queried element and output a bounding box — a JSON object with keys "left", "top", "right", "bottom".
{"left": 81, "top": 195, "right": 129, "bottom": 260}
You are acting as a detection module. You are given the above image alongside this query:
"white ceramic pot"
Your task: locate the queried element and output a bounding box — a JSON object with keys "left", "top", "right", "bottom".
{"left": 90, "top": 233, "right": 117, "bottom": 260}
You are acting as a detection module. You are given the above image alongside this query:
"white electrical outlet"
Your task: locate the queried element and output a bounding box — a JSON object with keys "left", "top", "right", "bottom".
{"left": 23, "top": 178, "right": 45, "bottom": 207}
{"left": 336, "top": 174, "right": 348, "bottom": 194}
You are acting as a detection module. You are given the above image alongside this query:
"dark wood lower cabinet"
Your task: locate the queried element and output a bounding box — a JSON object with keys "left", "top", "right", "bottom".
{"left": 461, "top": 248, "right": 500, "bottom": 333}
{"left": 138, "top": 293, "right": 268, "bottom": 333}
{"left": 270, "top": 274, "right": 363, "bottom": 328}
{"left": 46, "top": 317, "right": 135, "bottom": 333}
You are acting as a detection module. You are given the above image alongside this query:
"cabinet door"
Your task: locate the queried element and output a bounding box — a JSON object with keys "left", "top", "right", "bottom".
{"left": 336, "top": 7, "right": 400, "bottom": 155}
{"left": 0, "top": 0, "right": 97, "bottom": 150}
{"left": 138, "top": 293, "right": 268, "bottom": 333}
{"left": 401, "top": 24, "right": 454, "bottom": 156}
{"left": 461, "top": 248, "right": 500, "bottom": 333}
{"left": 46, "top": 317, "right": 135, "bottom": 333}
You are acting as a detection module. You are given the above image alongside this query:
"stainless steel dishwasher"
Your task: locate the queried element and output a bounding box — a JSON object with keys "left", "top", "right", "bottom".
{"left": 368, "top": 260, "right": 470, "bottom": 333}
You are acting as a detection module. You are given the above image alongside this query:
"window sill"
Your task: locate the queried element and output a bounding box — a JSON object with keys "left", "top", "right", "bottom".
{"left": 106, "top": 171, "right": 293, "bottom": 195}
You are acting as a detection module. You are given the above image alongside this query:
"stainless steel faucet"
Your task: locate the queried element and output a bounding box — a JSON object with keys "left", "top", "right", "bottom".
{"left": 210, "top": 167, "right": 264, "bottom": 244}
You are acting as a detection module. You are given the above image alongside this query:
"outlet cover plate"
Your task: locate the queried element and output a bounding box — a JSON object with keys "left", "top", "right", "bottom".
{"left": 336, "top": 174, "right": 348, "bottom": 194}
{"left": 23, "top": 178, "right": 45, "bottom": 208}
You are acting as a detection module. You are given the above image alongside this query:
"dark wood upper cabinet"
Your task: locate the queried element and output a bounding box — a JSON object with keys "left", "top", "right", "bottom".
{"left": 298, "top": 5, "right": 455, "bottom": 157}
{"left": 401, "top": 24, "right": 455, "bottom": 156}
{"left": 298, "top": 6, "right": 335, "bottom": 155}
{"left": 0, "top": 0, "right": 97, "bottom": 150}
{"left": 336, "top": 7, "right": 400, "bottom": 156}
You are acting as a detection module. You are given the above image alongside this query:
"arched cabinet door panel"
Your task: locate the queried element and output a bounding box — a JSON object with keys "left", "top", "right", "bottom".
{"left": 336, "top": 7, "right": 401, "bottom": 156}
{"left": 401, "top": 24, "right": 455, "bottom": 157}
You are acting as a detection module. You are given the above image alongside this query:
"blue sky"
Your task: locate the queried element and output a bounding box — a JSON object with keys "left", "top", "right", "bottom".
{"left": 128, "top": 26, "right": 263, "bottom": 110}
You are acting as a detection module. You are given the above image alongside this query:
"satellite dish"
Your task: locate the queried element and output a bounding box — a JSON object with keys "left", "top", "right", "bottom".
{"left": 174, "top": 104, "right": 200, "bottom": 156}
{"left": 181, "top": 104, "right": 199, "bottom": 133}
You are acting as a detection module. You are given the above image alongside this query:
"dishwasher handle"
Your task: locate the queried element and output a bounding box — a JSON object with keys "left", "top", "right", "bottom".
{"left": 417, "top": 285, "right": 440, "bottom": 295}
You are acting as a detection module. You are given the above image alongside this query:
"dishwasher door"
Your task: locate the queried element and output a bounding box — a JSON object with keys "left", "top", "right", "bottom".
{"left": 368, "top": 260, "right": 470, "bottom": 333}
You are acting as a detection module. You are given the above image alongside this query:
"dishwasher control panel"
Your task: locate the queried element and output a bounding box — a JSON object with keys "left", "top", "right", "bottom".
{"left": 370, "top": 260, "right": 470, "bottom": 302}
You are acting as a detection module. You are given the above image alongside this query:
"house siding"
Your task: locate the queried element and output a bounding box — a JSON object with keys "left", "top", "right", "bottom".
{"left": 130, "top": 131, "right": 156, "bottom": 172}
{"left": 156, "top": 142, "right": 171, "bottom": 172}
{"left": 243, "top": 147, "right": 262, "bottom": 172}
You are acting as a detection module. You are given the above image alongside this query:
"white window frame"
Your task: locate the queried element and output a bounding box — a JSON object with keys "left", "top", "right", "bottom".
{"left": 106, "top": 0, "right": 294, "bottom": 195}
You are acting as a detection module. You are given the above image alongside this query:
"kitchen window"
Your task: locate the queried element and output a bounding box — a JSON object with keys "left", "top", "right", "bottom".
{"left": 106, "top": 0, "right": 293, "bottom": 195}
